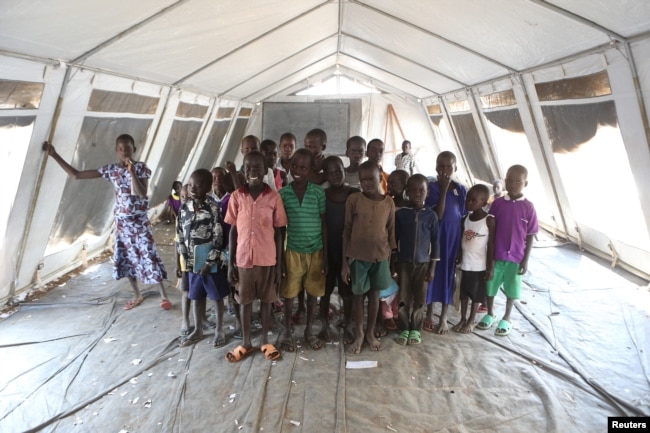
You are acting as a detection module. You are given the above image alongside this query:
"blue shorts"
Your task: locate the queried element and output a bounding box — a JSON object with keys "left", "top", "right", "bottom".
{"left": 188, "top": 271, "right": 229, "bottom": 301}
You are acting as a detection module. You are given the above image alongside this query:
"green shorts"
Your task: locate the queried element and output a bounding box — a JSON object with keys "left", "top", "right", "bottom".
{"left": 486, "top": 260, "right": 522, "bottom": 300}
{"left": 349, "top": 258, "right": 393, "bottom": 296}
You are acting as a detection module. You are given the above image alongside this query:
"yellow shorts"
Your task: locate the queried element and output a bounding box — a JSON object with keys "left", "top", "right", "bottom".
{"left": 281, "top": 249, "right": 326, "bottom": 299}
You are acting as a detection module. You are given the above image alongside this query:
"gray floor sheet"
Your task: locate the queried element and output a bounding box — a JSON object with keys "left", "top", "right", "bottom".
{"left": 1, "top": 227, "right": 648, "bottom": 433}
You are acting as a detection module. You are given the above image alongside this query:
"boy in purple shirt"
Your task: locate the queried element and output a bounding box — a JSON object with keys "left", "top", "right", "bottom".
{"left": 477, "top": 165, "right": 538, "bottom": 336}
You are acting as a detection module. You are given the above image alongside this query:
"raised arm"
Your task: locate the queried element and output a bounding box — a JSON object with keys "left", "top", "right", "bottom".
{"left": 43, "top": 141, "right": 101, "bottom": 180}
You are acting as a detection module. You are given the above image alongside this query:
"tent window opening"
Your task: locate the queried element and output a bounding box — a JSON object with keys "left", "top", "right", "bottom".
{"left": 480, "top": 90, "right": 516, "bottom": 109}
{"left": 87, "top": 89, "right": 159, "bottom": 114}
{"left": 542, "top": 100, "right": 650, "bottom": 251}
{"left": 45, "top": 118, "right": 153, "bottom": 255}
{"left": 176, "top": 102, "right": 208, "bottom": 119}
{"left": 0, "top": 80, "right": 44, "bottom": 110}
{"left": 238, "top": 107, "right": 252, "bottom": 118}
{"left": 536, "top": 70, "right": 612, "bottom": 102}
{"left": 223, "top": 116, "right": 251, "bottom": 165}
{"left": 0, "top": 116, "right": 35, "bottom": 240}
{"left": 216, "top": 107, "right": 235, "bottom": 119}
{"left": 450, "top": 113, "right": 495, "bottom": 183}
{"left": 483, "top": 108, "right": 554, "bottom": 225}
{"left": 424, "top": 114, "right": 455, "bottom": 177}
{"left": 195, "top": 118, "right": 233, "bottom": 171}
{"left": 447, "top": 100, "right": 471, "bottom": 113}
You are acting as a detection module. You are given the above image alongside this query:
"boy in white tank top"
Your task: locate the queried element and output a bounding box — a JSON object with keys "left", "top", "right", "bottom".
{"left": 452, "top": 184, "right": 494, "bottom": 333}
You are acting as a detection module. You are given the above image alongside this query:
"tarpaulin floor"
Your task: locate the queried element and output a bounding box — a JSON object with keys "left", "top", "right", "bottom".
{"left": 1, "top": 226, "right": 649, "bottom": 433}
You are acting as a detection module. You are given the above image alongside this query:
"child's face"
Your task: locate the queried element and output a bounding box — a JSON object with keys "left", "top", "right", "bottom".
{"left": 211, "top": 169, "right": 226, "bottom": 196}
{"left": 244, "top": 155, "right": 266, "bottom": 187}
{"left": 436, "top": 155, "right": 456, "bottom": 179}
{"left": 290, "top": 154, "right": 311, "bottom": 185}
{"left": 366, "top": 142, "right": 384, "bottom": 165}
{"left": 388, "top": 174, "right": 406, "bottom": 196}
{"left": 173, "top": 182, "right": 182, "bottom": 194}
{"left": 188, "top": 174, "right": 210, "bottom": 201}
{"left": 279, "top": 138, "right": 295, "bottom": 159}
{"left": 325, "top": 160, "right": 345, "bottom": 187}
{"left": 304, "top": 135, "right": 325, "bottom": 156}
{"left": 359, "top": 166, "right": 380, "bottom": 194}
{"left": 406, "top": 179, "right": 427, "bottom": 209}
{"left": 402, "top": 142, "right": 411, "bottom": 153}
{"left": 261, "top": 144, "right": 278, "bottom": 169}
{"left": 180, "top": 186, "right": 189, "bottom": 204}
{"left": 346, "top": 141, "right": 365, "bottom": 165}
{"left": 493, "top": 180, "right": 504, "bottom": 196}
{"left": 465, "top": 188, "right": 488, "bottom": 212}
{"left": 115, "top": 140, "right": 135, "bottom": 163}
{"left": 241, "top": 138, "right": 258, "bottom": 156}
{"left": 505, "top": 168, "right": 527, "bottom": 199}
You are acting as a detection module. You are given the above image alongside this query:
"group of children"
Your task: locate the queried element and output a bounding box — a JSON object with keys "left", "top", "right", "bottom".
{"left": 43, "top": 128, "right": 538, "bottom": 363}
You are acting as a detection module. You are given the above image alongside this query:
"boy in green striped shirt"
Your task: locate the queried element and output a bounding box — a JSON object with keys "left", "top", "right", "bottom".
{"left": 279, "top": 149, "right": 328, "bottom": 352}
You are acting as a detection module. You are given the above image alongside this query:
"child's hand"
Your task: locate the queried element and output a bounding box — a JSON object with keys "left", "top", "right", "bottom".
{"left": 126, "top": 158, "right": 135, "bottom": 174}
{"left": 274, "top": 264, "right": 282, "bottom": 287}
{"left": 175, "top": 268, "right": 182, "bottom": 278}
{"left": 518, "top": 261, "right": 528, "bottom": 275}
{"left": 485, "top": 268, "right": 494, "bottom": 281}
{"left": 340, "top": 261, "right": 351, "bottom": 284}
{"left": 281, "top": 262, "right": 287, "bottom": 279}
{"left": 425, "top": 262, "right": 436, "bottom": 282}
{"left": 438, "top": 171, "right": 451, "bottom": 191}
{"left": 226, "top": 161, "right": 237, "bottom": 173}
{"left": 228, "top": 265, "right": 238, "bottom": 285}
{"left": 42, "top": 141, "right": 55, "bottom": 155}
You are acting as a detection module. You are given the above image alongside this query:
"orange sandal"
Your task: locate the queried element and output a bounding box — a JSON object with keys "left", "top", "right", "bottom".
{"left": 225, "top": 345, "right": 255, "bottom": 362}
{"left": 261, "top": 344, "right": 282, "bottom": 361}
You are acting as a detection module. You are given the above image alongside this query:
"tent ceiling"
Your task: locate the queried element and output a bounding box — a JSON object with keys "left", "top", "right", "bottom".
{"left": 1, "top": 0, "right": 649, "bottom": 100}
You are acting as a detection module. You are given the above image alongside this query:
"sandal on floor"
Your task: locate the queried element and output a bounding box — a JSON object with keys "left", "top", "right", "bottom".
{"left": 476, "top": 314, "right": 496, "bottom": 330}
{"left": 495, "top": 319, "right": 512, "bottom": 336}
{"left": 225, "top": 345, "right": 255, "bottom": 362}
{"left": 160, "top": 299, "right": 173, "bottom": 310}
{"left": 261, "top": 344, "right": 282, "bottom": 361}
{"left": 395, "top": 330, "right": 410, "bottom": 346}
{"left": 408, "top": 330, "right": 422, "bottom": 345}
{"left": 422, "top": 319, "right": 435, "bottom": 333}
{"left": 124, "top": 297, "right": 144, "bottom": 310}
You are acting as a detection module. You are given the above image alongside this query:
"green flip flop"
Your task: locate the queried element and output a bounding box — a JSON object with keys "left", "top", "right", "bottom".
{"left": 396, "top": 330, "right": 410, "bottom": 346}
{"left": 408, "top": 330, "right": 421, "bottom": 345}
{"left": 495, "top": 319, "right": 512, "bottom": 336}
{"left": 476, "top": 314, "right": 496, "bottom": 330}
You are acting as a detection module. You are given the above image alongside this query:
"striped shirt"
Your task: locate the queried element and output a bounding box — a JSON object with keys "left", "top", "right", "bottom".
{"left": 395, "top": 152, "right": 415, "bottom": 175}
{"left": 279, "top": 182, "right": 326, "bottom": 254}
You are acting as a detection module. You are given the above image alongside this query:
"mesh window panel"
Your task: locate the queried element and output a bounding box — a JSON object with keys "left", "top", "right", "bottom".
{"left": 0, "top": 80, "right": 44, "bottom": 109}
{"left": 221, "top": 117, "right": 250, "bottom": 167}
{"left": 87, "top": 89, "right": 159, "bottom": 114}
{"left": 450, "top": 113, "right": 494, "bottom": 183}
{"left": 176, "top": 102, "right": 208, "bottom": 119}
{"left": 195, "top": 119, "right": 231, "bottom": 170}
{"left": 150, "top": 120, "right": 203, "bottom": 205}
{"left": 46, "top": 117, "right": 152, "bottom": 253}
{"left": 536, "top": 70, "right": 612, "bottom": 102}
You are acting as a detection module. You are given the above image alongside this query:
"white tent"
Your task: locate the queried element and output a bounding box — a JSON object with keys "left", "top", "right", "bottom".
{"left": 1, "top": 0, "right": 650, "bottom": 302}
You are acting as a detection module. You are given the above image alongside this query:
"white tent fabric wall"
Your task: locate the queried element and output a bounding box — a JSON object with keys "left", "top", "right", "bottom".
{"left": 1, "top": 1, "right": 650, "bottom": 303}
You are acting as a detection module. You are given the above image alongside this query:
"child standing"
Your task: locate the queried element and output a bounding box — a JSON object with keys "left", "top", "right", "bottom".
{"left": 260, "top": 139, "right": 288, "bottom": 190}
{"left": 344, "top": 136, "right": 366, "bottom": 189}
{"left": 394, "top": 174, "right": 439, "bottom": 345}
{"left": 163, "top": 181, "right": 182, "bottom": 224}
{"left": 366, "top": 139, "right": 390, "bottom": 194}
{"left": 394, "top": 140, "right": 415, "bottom": 175}
{"left": 43, "top": 136, "right": 171, "bottom": 311}
{"left": 277, "top": 132, "right": 296, "bottom": 183}
{"left": 342, "top": 160, "right": 396, "bottom": 354}
{"left": 225, "top": 151, "right": 287, "bottom": 361}
{"left": 477, "top": 165, "right": 538, "bottom": 336}
{"left": 177, "top": 169, "right": 227, "bottom": 347}
{"left": 321, "top": 156, "right": 359, "bottom": 344}
{"left": 279, "top": 148, "right": 328, "bottom": 352}
{"left": 388, "top": 170, "right": 409, "bottom": 210}
{"left": 452, "top": 184, "right": 494, "bottom": 334}
{"left": 424, "top": 151, "right": 467, "bottom": 334}
{"left": 304, "top": 128, "right": 328, "bottom": 185}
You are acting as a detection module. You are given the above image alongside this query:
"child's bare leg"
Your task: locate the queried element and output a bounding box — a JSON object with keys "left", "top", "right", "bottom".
{"left": 349, "top": 294, "right": 365, "bottom": 354}
{"left": 127, "top": 277, "right": 143, "bottom": 303}
{"left": 452, "top": 299, "right": 468, "bottom": 332}
{"left": 230, "top": 293, "right": 242, "bottom": 338}
{"left": 280, "top": 296, "right": 296, "bottom": 352}
{"left": 213, "top": 299, "right": 226, "bottom": 347}
{"left": 292, "top": 290, "right": 306, "bottom": 324}
{"left": 260, "top": 302, "right": 272, "bottom": 346}
{"left": 180, "top": 290, "right": 191, "bottom": 334}
{"left": 305, "top": 294, "right": 323, "bottom": 350}
{"left": 181, "top": 298, "right": 205, "bottom": 346}
{"left": 240, "top": 302, "right": 254, "bottom": 351}
{"left": 502, "top": 297, "right": 515, "bottom": 323}
{"left": 437, "top": 303, "right": 449, "bottom": 334}
{"left": 486, "top": 296, "right": 495, "bottom": 318}
{"left": 424, "top": 302, "right": 435, "bottom": 330}
{"left": 317, "top": 293, "right": 331, "bottom": 342}
{"left": 341, "top": 295, "right": 356, "bottom": 344}
{"left": 374, "top": 305, "right": 387, "bottom": 338}
{"left": 462, "top": 300, "right": 480, "bottom": 333}
{"left": 157, "top": 281, "right": 169, "bottom": 301}
{"left": 365, "top": 289, "right": 382, "bottom": 351}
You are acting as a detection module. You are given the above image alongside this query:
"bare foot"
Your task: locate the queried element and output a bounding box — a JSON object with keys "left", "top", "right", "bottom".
{"left": 348, "top": 336, "right": 364, "bottom": 354}
{"left": 317, "top": 327, "right": 331, "bottom": 343}
{"left": 365, "top": 334, "right": 383, "bottom": 351}
{"left": 452, "top": 319, "right": 466, "bottom": 333}
{"left": 213, "top": 329, "right": 226, "bottom": 347}
{"left": 437, "top": 322, "right": 449, "bottom": 335}
{"left": 343, "top": 326, "right": 356, "bottom": 345}
{"left": 280, "top": 334, "right": 296, "bottom": 352}
{"left": 306, "top": 334, "right": 323, "bottom": 350}
{"left": 461, "top": 321, "right": 475, "bottom": 334}
{"left": 180, "top": 330, "right": 203, "bottom": 347}
{"left": 374, "top": 321, "right": 387, "bottom": 338}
